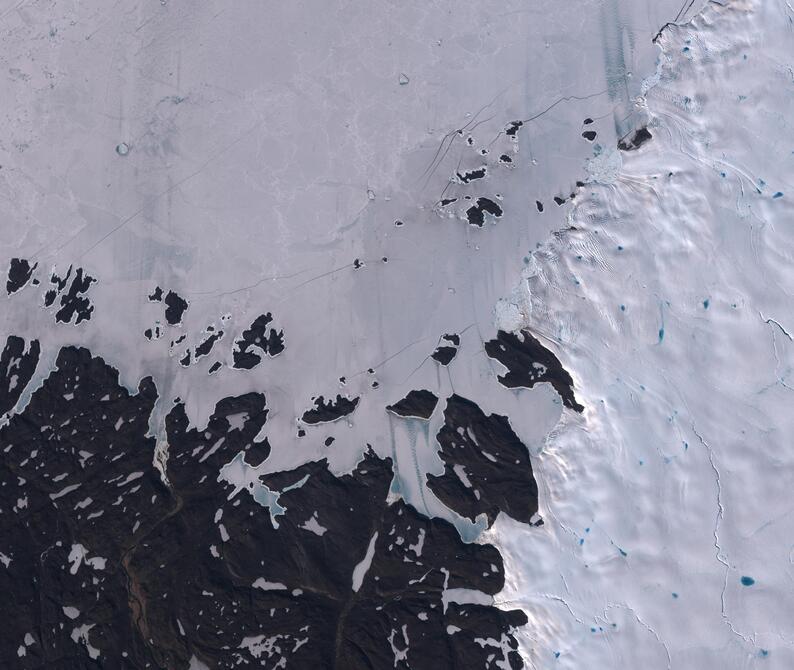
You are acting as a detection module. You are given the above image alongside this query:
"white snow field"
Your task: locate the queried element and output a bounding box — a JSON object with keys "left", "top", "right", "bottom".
{"left": 488, "top": 1, "right": 794, "bottom": 668}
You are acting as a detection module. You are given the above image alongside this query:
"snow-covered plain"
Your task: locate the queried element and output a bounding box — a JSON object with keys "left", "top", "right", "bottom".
{"left": 488, "top": 1, "right": 794, "bottom": 667}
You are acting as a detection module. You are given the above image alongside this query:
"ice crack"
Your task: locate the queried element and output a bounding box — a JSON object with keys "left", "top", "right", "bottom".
{"left": 760, "top": 312, "right": 794, "bottom": 341}
{"left": 691, "top": 424, "right": 752, "bottom": 645}
{"left": 603, "top": 603, "right": 671, "bottom": 670}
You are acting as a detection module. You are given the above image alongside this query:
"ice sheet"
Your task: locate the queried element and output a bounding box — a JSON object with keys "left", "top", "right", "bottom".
{"left": 486, "top": 1, "right": 794, "bottom": 667}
